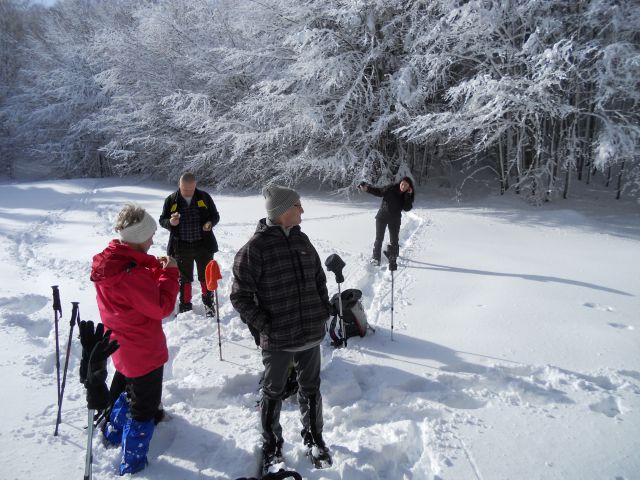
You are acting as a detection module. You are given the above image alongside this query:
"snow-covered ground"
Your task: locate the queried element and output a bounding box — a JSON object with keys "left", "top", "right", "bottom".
{"left": 0, "top": 177, "right": 638, "bottom": 480}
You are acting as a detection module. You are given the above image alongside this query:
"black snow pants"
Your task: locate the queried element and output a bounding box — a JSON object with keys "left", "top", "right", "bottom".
{"left": 372, "top": 215, "right": 401, "bottom": 261}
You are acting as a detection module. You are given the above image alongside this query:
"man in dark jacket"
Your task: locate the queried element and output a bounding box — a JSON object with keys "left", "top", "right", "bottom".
{"left": 159, "top": 173, "right": 220, "bottom": 314}
{"left": 230, "top": 185, "right": 332, "bottom": 472}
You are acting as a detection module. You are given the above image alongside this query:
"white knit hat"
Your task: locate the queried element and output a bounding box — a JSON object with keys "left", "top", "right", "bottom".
{"left": 262, "top": 184, "right": 300, "bottom": 220}
{"left": 119, "top": 211, "right": 157, "bottom": 244}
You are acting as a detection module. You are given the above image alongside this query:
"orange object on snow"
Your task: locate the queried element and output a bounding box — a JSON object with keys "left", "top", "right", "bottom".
{"left": 205, "top": 260, "right": 222, "bottom": 291}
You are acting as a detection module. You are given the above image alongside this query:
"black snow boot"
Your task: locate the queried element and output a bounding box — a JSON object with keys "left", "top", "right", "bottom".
{"left": 301, "top": 428, "right": 332, "bottom": 468}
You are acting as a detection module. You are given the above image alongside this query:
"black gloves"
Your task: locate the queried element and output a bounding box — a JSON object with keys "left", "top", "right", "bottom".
{"left": 79, "top": 320, "right": 104, "bottom": 383}
{"left": 78, "top": 320, "right": 119, "bottom": 410}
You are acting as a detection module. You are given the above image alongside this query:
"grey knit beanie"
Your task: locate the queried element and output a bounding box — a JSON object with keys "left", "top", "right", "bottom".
{"left": 262, "top": 184, "right": 300, "bottom": 220}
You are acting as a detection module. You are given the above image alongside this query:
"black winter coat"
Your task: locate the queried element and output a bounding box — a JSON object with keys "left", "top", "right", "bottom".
{"left": 230, "top": 219, "right": 330, "bottom": 351}
{"left": 366, "top": 183, "right": 414, "bottom": 221}
{"left": 159, "top": 188, "right": 220, "bottom": 256}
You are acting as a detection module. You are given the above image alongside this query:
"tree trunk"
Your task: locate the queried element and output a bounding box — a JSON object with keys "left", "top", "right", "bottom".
{"left": 616, "top": 161, "right": 625, "bottom": 200}
{"left": 498, "top": 134, "right": 506, "bottom": 194}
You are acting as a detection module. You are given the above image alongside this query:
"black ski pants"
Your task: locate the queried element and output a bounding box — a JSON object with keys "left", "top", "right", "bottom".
{"left": 108, "top": 366, "right": 163, "bottom": 422}
{"left": 372, "top": 215, "right": 401, "bottom": 261}
{"left": 175, "top": 239, "right": 213, "bottom": 284}
{"left": 260, "top": 346, "right": 323, "bottom": 449}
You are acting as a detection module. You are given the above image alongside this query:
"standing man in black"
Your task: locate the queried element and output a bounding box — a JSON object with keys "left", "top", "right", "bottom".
{"left": 159, "top": 172, "right": 220, "bottom": 314}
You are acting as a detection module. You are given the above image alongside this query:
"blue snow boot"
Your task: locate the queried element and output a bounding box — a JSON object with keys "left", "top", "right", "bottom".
{"left": 102, "top": 392, "right": 130, "bottom": 447}
{"left": 118, "top": 418, "right": 155, "bottom": 475}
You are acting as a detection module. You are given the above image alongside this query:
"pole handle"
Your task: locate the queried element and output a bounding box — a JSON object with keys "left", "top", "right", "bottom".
{"left": 70, "top": 302, "right": 80, "bottom": 327}
{"left": 51, "top": 285, "right": 62, "bottom": 316}
{"left": 205, "top": 260, "right": 222, "bottom": 291}
{"left": 325, "top": 254, "right": 346, "bottom": 284}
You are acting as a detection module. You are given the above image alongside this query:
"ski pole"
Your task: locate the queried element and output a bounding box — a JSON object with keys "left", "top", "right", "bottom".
{"left": 384, "top": 250, "right": 398, "bottom": 340}
{"left": 205, "top": 260, "right": 223, "bottom": 360}
{"left": 336, "top": 283, "right": 346, "bottom": 347}
{"left": 390, "top": 269, "right": 394, "bottom": 341}
{"left": 84, "top": 408, "right": 94, "bottom": 480}
{"left": 215, "top": 291, "right": 222, "bottom": 361}
{"left": 55, "top": 301, "right": 79, "bottom": 436}
{"left": 51, "top": 285, "right": 62, "bottom": 436}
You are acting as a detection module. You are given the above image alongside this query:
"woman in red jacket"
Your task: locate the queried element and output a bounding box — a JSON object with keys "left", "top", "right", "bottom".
{"left": 91, "top": 204, "right": 179, "bottom": 475}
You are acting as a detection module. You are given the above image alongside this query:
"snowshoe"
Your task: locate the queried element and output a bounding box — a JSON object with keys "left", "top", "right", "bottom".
{"left": 369, "top": 258, "right": 380, "bottom": 267}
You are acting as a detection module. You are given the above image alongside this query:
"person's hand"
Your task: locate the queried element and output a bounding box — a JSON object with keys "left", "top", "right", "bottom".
{"left": 169, "top": 212, "right": 181, "bottom": 226}
{"left": 163, "top": 256, "right": 178, "bottom": 269}
{"left": 158, "top": 256, "right": 177, "bottom": 268}
{"left": 202, "top": 221, "right": 213, "bottom": 232}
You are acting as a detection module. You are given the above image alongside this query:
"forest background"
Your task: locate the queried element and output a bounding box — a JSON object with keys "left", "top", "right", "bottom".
{"left": 1, "top": 0, "right": 638, "bottom": 203}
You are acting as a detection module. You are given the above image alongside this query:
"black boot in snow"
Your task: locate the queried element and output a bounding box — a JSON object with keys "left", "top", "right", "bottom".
{"left": 301, "top": 429, "right": 332, "bottom": 468}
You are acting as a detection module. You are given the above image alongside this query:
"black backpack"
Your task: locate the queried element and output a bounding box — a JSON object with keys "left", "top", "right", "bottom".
{"left": 329, "top": 289, "right": 368, "bottom": 344}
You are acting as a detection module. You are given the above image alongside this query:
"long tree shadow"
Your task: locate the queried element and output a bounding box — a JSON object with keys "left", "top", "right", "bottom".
{"left": 400, "top": 257, "right": 632, "bottom": 296}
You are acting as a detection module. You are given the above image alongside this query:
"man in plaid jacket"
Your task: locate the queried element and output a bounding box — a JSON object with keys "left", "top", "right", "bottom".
{"left": 230, "top": 184, "right": 332, "bottom": 470}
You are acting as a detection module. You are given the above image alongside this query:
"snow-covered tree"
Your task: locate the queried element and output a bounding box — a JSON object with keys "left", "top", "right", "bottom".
{"left": 1, "top": 0, "right": 637, "bottom": 199}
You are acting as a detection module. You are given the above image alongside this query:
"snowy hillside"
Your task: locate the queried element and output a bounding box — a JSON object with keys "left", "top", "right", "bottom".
{"left": 0, "top": 178, "right": 638, "bottom": 479}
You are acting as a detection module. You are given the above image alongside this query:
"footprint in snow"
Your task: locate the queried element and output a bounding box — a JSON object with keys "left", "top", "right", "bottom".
{"left": 608, "top": 323, "right": 634, "bottom": 330}
{"left": 0, "top": 313, "right": 51, "bottom": 339}
{"left": 589, "top": 396, "right": 623, "bottom": 418}
{"left": 0, "top": 294, "right": 48, "bottom": 314}
{"left": 583, "top": 302, "right": 615, "bottom": 312}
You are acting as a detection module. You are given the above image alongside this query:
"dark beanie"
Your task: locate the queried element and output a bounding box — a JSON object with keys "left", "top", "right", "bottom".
{"left": 262, "top": 184, "right": 300, "bottom": 220}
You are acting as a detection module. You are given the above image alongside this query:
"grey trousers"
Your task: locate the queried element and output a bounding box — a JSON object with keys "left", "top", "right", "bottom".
{"left": 260, "top": 346, "right": 323, "bottom": 448}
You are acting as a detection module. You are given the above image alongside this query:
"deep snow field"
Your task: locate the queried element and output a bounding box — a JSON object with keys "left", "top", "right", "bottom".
{"left": 0, "top": 177, "right": 638, "bottom": 480}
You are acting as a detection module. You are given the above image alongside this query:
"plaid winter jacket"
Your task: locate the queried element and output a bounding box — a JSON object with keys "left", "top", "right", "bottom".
{"left": 230, "top": 219, "right": 330, "bottom": 351}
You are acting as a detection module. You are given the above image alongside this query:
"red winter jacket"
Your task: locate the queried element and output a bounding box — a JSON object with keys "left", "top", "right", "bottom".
{"left": 91, "top": 240, "right": 179, "bottom": 378}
